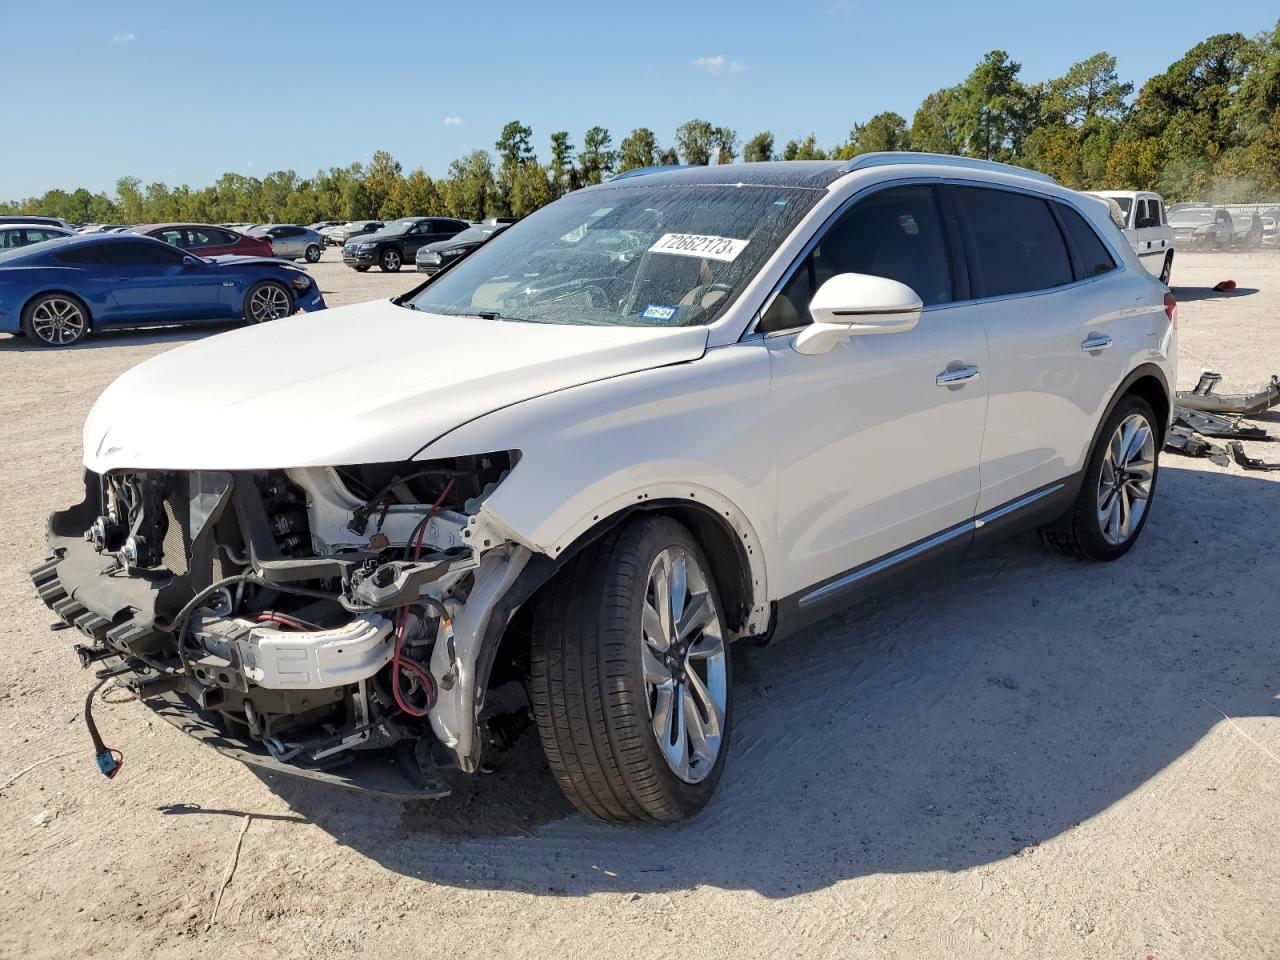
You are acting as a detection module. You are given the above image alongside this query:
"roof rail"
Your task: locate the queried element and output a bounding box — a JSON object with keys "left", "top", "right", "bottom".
{"left": 608, "top": 164, "right": 688, "bottom": 182}
{"left": 837, "top": 152, "right": 1058, "bottom": 185}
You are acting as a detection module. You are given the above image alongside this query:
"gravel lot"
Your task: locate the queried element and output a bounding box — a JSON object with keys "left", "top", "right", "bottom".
{"left": 2, "top": 248, "right": 1278, "bottom": 960}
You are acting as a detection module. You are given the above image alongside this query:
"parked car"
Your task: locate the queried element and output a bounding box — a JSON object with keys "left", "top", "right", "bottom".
{"left": 249, "top": 224, "right": 325, "bottom": 262}
{"left": 133, "top": 223, "right": 274, "bottom": 259}
{"left": 414, "top": 222, "right": 509, "bottom": 274}
{"left": 308, "top": 220, "right": 344, "bottom": 232}
{"left": 1168, "top": 206, "right": 1232, "bottom": 250}
{"left": 1, "top": 223, "right": 74, "bottom": 249}
{"left": 335, "top": 220, "right": 385, "bottom": 247}
{"left": 77, "top": 224, "right": 127, "bottom": 234}
{"left": 29, "top": 156, "right": 1174, "bottom": 821}
{"left": 1228, "top": 211, "right": 1264, "bottom": 249}
{"left": 1261, "top": 216, "right": 1278, "bottom": 247}
{"left": 0, "top": 233, "right": 325, "bottom": 347}
{"left": 1087, "top": 190, "right": 1175, "bottom": 283}
{"left": 321, "top": 223, "right": 349, "bottom": 246}
{"left": 0, "top": 214, "right": 71, "bottom": 230}
{"left": 341, "top": 216, "right": 469, "bottom": 272}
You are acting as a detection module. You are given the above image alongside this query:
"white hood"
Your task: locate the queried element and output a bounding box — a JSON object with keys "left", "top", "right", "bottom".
{"left": 83, "top": 299, "right": 708, "bottom": 471}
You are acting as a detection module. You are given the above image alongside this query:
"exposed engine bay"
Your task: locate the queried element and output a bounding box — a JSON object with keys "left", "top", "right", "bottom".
{"left": 31, "top": 453, "right": 539, "bottom": 796}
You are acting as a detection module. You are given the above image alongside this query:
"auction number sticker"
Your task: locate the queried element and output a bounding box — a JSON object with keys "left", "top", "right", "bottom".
{"left": 648, "top": 233, "right": 750, "bottom": 262}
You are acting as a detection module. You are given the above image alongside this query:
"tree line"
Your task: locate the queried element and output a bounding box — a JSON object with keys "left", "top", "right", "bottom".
{"left": 4, "top": 22, "right": 1277, "bottom": 226}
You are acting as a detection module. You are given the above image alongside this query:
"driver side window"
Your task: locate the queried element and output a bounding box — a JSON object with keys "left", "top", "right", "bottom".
{"left": 760, "top": 184, "right": 953, "bottom": 333}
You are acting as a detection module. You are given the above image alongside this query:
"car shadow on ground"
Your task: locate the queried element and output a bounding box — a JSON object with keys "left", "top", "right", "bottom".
{"left": 256, "top": 465, "right": 1280, "bottom": 898}
{"left": 1170, "top": 285, "right": 1260, "bottom": 302}
{"left": 0, "top": 322, "right": 242, "bottom": 351}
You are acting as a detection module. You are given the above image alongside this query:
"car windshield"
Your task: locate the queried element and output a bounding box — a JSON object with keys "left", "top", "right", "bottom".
{"left": 1170, "top": 209, "right": 1214, "bottom": 224}
{"left": 445, "top": 227, "right": 490, "bottom": 245}
{"left": 380, "top": 219, "right": 419, "bottom": 236}
{"left": 1109, "top": 196, "right": 1134, "bottom": 217}
{"left": 406, "top": 183, "right": 817, "bottom": 327}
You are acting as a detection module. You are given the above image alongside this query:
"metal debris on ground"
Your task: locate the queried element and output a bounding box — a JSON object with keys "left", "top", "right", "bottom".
{"left": 1165, "top": 371, "right": 1280, "bottom": 471}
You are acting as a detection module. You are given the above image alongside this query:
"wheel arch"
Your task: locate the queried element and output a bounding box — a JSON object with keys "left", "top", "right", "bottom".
{"left": 1113, "top": 362, "right": 1171, "bottom": 443}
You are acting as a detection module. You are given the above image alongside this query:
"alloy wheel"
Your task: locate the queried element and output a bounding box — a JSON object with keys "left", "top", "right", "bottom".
{"left": 1096, "top": 413, "right": 1155, "bottom": 546}
{"left": 641, "top": 545, "right": 728, "bottom": 784}
{"left": 30, "top": 297, "right": 86, "bottom": 346}
{"left": 248, "top": 284, "right": 291, "bottom": 323}
{"left": 383, "top": 250, "right": 400, "bottom": 270}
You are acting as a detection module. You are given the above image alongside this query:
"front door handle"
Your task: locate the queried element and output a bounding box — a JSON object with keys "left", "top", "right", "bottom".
{"left": 936, "top": 364, "right": 980, "bottom": 386}
{"left": 1081, "top": 334, "right": 1113, "bottom": 352}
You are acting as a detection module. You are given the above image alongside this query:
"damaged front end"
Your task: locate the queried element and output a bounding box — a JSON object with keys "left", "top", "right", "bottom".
{"left": 31, "top": 453, "right": 536, "bottom": 797}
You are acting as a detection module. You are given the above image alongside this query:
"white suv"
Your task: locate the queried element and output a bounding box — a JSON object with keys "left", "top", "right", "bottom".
{"left": 33, "top": 154, "right": 1176, "bottom": 822}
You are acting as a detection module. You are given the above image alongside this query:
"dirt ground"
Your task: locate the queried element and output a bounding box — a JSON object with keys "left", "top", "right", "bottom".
{"left": 1, "top": 248, "right": 1278, "bottom": 960}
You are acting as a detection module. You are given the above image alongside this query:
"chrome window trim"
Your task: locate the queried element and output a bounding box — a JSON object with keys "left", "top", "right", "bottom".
{"left": 741, "top": 176, "right": 1129, "bottom": 341}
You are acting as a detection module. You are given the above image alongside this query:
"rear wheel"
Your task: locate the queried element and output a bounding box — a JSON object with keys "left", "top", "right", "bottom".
{"left": 242, "top": 281, "right": 293, "bottom": 324}
{"left": 22, "top": 293, "right": 89, "bottom": 347}
{"left": 379, "top": 248, "right": 402, "bottom": 272}
{"left": 304, "top": 244, "right": 321, "bottom": 263}
{"left": 530, "top": 516, "right": 732, "bottom": 823}
{"left": 1040, "top": 394, "right": 1159, "bottom": 561}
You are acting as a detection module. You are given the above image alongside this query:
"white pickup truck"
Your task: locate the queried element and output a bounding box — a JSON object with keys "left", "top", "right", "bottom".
{"left": 1088, "top": 190, "right": 1175, "bottom": 285}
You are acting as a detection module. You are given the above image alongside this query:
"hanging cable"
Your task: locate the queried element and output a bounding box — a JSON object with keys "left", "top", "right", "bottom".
{"left": 83, "top": 676, "right": 123, "bottom": 779}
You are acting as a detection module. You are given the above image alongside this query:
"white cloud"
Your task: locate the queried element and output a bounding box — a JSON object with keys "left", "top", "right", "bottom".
{"left": 442, "top": 116, "right": 463, "bottom": 126}
{"left": 693, "top": 55, "right": 745, "bottom": 75}
{"left": 109, "top": 32, "right": 137, "bottom": 45}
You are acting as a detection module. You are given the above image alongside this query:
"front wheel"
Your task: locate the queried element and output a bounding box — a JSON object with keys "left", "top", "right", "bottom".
{"left": 530, "top": 515, "right": 732, "bottom": 822}
{"left": 242, "top": 280, "right": 293, "bottom": 324}
{"left": 1040, "top": 394, "right": 1159, "bottom": 561}
{"left": 304, "top": 244, "right": 321, "bottom": 263}
{"left": 379, "top": 248, "right": 402, "bottom": 272}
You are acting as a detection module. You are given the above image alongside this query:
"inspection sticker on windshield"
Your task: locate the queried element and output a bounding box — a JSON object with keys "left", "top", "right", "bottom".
{"left": 648, "top": 233, "right": 750, "bottom": 262}
{"left": 642, "top": 304, "right": 679, "bottom": 322}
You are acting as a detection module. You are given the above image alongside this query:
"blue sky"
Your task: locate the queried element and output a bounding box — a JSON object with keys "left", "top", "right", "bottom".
{"left": 4, "top": 0, "right": 1277, "bottom": 198}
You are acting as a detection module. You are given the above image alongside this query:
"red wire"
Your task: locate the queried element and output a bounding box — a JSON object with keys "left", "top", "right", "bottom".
{"left": 252, "top": 613, "right": 308, "bottom": 631}
{"left": 391, "top": 479, "right": 454, "bottom": 717}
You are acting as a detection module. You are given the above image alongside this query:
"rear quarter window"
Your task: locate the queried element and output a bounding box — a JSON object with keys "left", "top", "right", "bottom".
{"left": 54, "top": 245, "right": 104, "bottom": 265}
{"left": 1056, "top": 204, "right": 1118, "bottom": 279}
{"left": 953, "top": 186, "right": 1074, "bottom": 297}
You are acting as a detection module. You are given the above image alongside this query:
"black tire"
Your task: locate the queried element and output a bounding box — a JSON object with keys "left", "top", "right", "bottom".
{"left": 1040, "top": 394, "right": 1160, "bottom": 561}
{"left": 304, "top": 244, "right": 321, "bottom": 263}
{"left": 354, "top": 265, "right": 370, "bottom": 273}
{"left": 242, "top": 280, "right": 293, "bottom": 324}
{"left": 530, "top": 515, "right": 733, "bottom": 823}
{"left": 21, "top": 292, "right": 90, "bottom": 347}
{"left": 379, "top": 247, "right": 402, "bottom": 272}
{"left": 1159, "top": 251, "right": 1173, "bottom": 286}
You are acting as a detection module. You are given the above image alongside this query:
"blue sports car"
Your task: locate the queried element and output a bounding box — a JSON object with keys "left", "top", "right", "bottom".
{"left": 0, "top": 233, "right": 327, "bottom": 347}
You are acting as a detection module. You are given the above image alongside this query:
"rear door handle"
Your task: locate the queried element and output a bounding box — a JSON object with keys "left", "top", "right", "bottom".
{"left": 1081, "top": 334, "right": 1113, "bottom": 352}
{"left": 936, "top": 364, "right": 980, "bottom": 386}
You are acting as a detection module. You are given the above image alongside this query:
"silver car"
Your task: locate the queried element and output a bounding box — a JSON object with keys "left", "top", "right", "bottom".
{"left": 251, "top": 224, "right": 325, "bottom": 263}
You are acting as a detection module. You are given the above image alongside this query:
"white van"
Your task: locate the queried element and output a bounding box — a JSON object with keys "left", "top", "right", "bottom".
{"left": 1088, "top": 190, "right": 1175, "bottom": 284}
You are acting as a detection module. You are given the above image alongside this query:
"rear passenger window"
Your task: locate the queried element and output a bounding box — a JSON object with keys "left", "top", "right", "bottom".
{"left": 1056, "top": 205, "right": 1117, "bottom": 279}
{"left": 54, "top": 245, "right": 103, "bottom": 265}
{"left": 954, "top": 187, "right": 1073, "bottom": 297}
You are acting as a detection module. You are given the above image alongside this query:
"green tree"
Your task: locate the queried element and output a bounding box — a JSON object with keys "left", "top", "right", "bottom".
{"left": 836, "top": 112, "right": 909, "bottom": 159}
{"left": 549, "top": 131, "right": 575, "bottom": 195}
{"left": 577, "top": 127, "right": 616, "bottom": 184}
{"left": 713, "top": 127, "right": 739, "bottom": 164}
{"left": 675, "top": 119, "right": 716, "bottom": 165}
{"left": 510, "top": 162, "right": 553, "bottom": 217}
{"left": 441, "top": 150, "right": 495, "bottom": 220}
{"left": 949, "top": 50, "right": 1035, "bottom": 161}
{"left": 781, "top": 133, "right": 827, "bottom": 160}
{"left": 742, "top": 131, "right": 774, "bottom": 162}
{"left": 910, "top": 87, "right": 960, "bottom": 153}
{"left": 618, "top": 127, "right": 659, "bottom": 171}
{"left": 116, "top": 176, "right": 144, "bottom": 223}
{"left": 495, "top": 121, "right": 535, "bottom": 169}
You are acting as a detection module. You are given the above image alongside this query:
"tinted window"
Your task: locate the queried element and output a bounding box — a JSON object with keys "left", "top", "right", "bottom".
{"left": 98, "top": 240, "right": 186, "bottom": 266}
{"left": 954, "top": 187, "right": 1072, "bottom": 297}
{"left": 26, "top": 229, "right": 60, "bottom": 243}
{"left": 154, "top": 228, "right": 186, "bottom": 246}
{"left": 1, "top": 229, "right": 25, "bottom": 248}
{"left": 760, "top": 185, "right": 953, "bottom": 333}
{"left": 1056, "top": 204, "right": 1117, "bottom": 279}
{"left": 53, "top": 245, "right": 103, "bottom": 265}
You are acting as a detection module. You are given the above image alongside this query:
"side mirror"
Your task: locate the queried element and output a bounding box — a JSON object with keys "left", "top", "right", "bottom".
{"left": 182, "top": 255, "right": 200, "bottom": 268}
{"left": 793, "top": 273, "right": 923, "bottom": 355}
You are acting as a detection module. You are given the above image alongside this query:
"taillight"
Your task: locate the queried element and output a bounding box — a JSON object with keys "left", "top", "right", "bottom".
{"left": 263, "top": 239, "right": 274, "bottom": 255}
{"left": 1164, "top": 291, "right": 1177, "bottom": 328}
